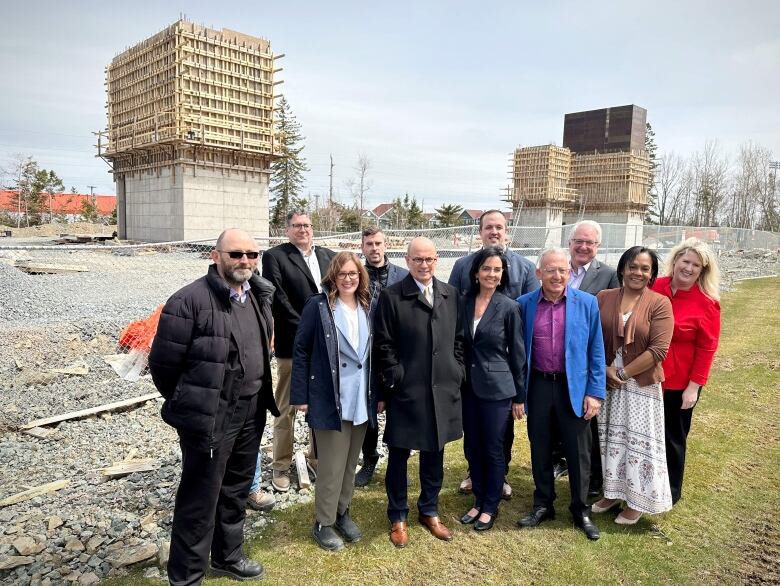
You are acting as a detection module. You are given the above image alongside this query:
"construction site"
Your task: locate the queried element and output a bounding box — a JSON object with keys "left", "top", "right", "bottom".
{"left": 508, "top": 105, "right": 652, "bottom": 247}
{"left": 97, "top": 20, "right": 282, "bottom": 242}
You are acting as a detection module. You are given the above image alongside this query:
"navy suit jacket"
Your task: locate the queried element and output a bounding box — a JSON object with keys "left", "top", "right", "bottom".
{"left": 517, "top": 287, "right": 606, "bottom": 417}
{"left": 463, "top": 292, "right": 526, "bottom": 403}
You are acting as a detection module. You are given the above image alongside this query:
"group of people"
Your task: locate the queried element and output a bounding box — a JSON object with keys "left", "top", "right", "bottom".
{"left": 148, "top": 210, "right": 721, "bottom": 584}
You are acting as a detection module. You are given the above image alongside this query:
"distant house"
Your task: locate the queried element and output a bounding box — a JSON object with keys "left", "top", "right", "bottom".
{"left": 0, "top": 190, "right": 116, "bottom": 223}
{"left": 363, "top": 203, "right": 396, "bottom": 229}
{"left": 457, "top": 209, "right": 484, "bottom": 226}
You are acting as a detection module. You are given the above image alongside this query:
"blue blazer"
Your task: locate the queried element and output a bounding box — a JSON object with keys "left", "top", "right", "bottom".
{"left": 517, "top": 287, "right": 606, "bottom": 417}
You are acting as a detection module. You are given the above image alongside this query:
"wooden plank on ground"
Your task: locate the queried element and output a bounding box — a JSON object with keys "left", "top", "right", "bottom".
{"left": 100, "top": 459, "right": 157, "bottom": 479}
{"left": 22, "top": 427, "right": 55, "bottom": 440}
{"left": 19, "top": 392, "right": 161, "bottom": 430}
{"left": 14, "top": 261, "right": 89, "bottom": 274}
{"left": 294, "top": 451, "right": 311, "bottom": 489}
{"left": 0, "top": 479, "right": 69, "bottom": 507}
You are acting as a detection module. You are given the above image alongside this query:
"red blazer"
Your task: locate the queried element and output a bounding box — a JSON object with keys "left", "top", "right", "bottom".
{"left": 651, "top": 276, "right": 721, "bottom": 390}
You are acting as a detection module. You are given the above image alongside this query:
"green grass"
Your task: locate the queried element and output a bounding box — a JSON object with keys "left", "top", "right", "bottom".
{"left": 116, "top": 277, "right": 780, "bottom": 585}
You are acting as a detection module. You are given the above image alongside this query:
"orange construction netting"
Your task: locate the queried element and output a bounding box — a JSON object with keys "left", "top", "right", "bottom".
{"left": 119, "top": 305, "right": 163, "bottom": 352}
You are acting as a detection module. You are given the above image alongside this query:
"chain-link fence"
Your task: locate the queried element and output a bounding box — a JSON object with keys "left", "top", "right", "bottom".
{"left": 0, "top": 223, "right": 778, "bottom": 389}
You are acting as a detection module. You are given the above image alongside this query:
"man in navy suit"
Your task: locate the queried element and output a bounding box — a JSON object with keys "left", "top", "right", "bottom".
{"left": 516, "top": 247, "right": 606, "bottom": 541}
{"left": 261, "top": 211, "right": 335, "bottom": 492}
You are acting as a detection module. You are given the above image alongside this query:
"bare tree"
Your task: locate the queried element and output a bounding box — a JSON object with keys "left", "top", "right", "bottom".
{"left": 727, "top": 142, "right": 774, "bottom": 230}
{"left": 345, "top": 153, "right": 372, "bottom": 230}
{"left": 690, "top": 140, "right": 730, "bottom": 226}
{"left": 655, "top": 152, "right": 686, "bottom": 225}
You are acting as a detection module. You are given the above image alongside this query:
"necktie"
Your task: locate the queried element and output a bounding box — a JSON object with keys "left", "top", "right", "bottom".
{"left": 425, "top": 284, "right": 433, "bottom": 306}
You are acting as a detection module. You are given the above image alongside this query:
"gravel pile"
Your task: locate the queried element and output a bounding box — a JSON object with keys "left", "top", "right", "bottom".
{"left": 0, "top": 243, "right": 776, "bottom": 584}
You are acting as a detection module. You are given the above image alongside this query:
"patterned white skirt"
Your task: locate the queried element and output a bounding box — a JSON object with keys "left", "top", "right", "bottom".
{"left": 598, "top": 352, "right": 673, "bottom": 514}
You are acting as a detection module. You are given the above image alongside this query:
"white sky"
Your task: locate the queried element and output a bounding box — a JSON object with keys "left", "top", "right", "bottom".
{"left": 1, "top": 0, "right": 778, "bottom": 210}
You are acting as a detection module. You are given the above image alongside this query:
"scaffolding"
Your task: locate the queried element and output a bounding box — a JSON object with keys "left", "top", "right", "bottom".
{"left": 570, "top": 150, "right": 651, "bottom": 211}
{"left": 508, "top": 145, "right": 577, "bottom": 209}
{"left": 101, "top": 20, "right": 281, "bottom": 165}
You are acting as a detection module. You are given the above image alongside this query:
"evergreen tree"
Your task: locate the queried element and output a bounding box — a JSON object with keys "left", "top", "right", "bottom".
{"left": 35, "top": 169, "right": 64, "bottom": 223}
{"left": 645, "top": 122, "right": 659, "bottom": 223}
{"left": 406, "top": 195, "right": 426, "bottom": 228}
{"left": 434, "top": 203, "right": 464, "bottom": 227}
{"left": 269, "top": 97, "right": 309, "bottom": 228}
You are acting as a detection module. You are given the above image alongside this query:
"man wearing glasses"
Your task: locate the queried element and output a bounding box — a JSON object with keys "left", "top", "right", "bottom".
{"left": 515, "top": 247, "right": 605, "bottom": 541}
{"left": 262, "top": 211, "right": 335, "bottom": 492}
{"left": 448, "top": 209, "right": 539, "bottom": 499}
{"left": 149, "top": 229, "right": 279, "bottom": 583}
{"left": 551, "top": 220, "right": 619, "bottom": 492}
{"left": 373, "top": 237, "right": 465, "bottom": 547}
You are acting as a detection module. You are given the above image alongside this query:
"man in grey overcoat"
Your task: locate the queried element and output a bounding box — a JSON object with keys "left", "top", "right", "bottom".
{"left": 373, "top": 236, "right": 465, "bottom": 548}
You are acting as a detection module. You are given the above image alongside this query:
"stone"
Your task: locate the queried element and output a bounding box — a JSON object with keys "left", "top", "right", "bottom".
{"left": 105, "top": 542, "right": 158, "bottom": 568}
{"left": 143, "top": 567, "right": 161, "bottom": 579}
{"left": 157, "top": 541, "right": 170, "bottom": 568}
{"left": 78, "top": 572, "right": 99, "bottom": 585}
{"left": 12, "top": 536, "right": 45, "bottom": 556}
{"left": 48, "top": 516, "right": 64, "bottom": 531}
{"left": 64, "top": 571, "right": 81, "bottom": 582}
{"left": 0, "top": 555, "right": 35, "bottom": 570}
{"left": 84, "top": 536, "right": 104, "bottom": 554}
{"left": 64, "top": 537, "right": 84, "bottom": 552}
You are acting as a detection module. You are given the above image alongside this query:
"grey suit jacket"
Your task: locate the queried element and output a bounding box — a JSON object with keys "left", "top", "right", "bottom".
{"left": 578, "top": 259, "right": 619, "bottom": 296}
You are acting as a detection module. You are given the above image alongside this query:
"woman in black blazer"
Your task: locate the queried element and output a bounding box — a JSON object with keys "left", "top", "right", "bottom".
{"left": 460, "top": 247, "right": 526, "bottom": 531}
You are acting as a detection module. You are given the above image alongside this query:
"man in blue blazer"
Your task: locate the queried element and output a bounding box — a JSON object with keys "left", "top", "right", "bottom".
{"left": 516, "top": 247, "right": 606, "bottom": 541}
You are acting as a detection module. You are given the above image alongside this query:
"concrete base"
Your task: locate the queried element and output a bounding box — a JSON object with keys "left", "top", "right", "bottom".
{"left": 512, "top": 207, "right": 565, "bottom": 249}
{"left": 116, "top": 165, "right": 269, "bottom": 242}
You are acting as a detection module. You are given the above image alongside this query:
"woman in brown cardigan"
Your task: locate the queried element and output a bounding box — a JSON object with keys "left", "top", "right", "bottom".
{"left": 592, "top": 246, "right": 674, "bottom": 524}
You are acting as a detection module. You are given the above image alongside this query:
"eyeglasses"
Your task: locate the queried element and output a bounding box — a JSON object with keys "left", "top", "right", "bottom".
{"left": 541, "top": 267, "right": 570, "bottom": 275}
{"left": 219, "top": 250, "right": 260, "bottom": 259}
{"left": 289, "top": 223, "right": 312, "bottom": 230}
{"left": 336, "top": 271, "right": 360, "bottom": 281}
{"left": 570, "top": 239, "right": 598, "bottom": 247}
{"left": 479, "top": 266, "right": 503, "bottom": 274}
{"left": 409, "top": 257, "right": 438, "bottom": 265}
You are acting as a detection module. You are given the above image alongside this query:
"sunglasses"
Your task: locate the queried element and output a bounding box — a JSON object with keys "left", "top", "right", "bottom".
{"left": 219, "top": 250, "right": 260, "bottom": 259}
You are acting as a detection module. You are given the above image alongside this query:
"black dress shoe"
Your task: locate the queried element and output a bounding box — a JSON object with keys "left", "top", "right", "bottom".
{"left": 460, "top": 509, "right": 479, "bottom": 525}
{"left": 574, "top": 514, "right": 600, "bottom": 541}
{"left": 209, "top": 557, "right": 265, "bottom": 580}
{"left": 517, "top": 507, "right": 555, "bottom": 528}
{"left": 474, "top": 511, "right": 497, "bottom": 532}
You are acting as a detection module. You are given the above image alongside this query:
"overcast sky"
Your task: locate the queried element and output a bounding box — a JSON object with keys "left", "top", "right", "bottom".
{"left": 1, "top": 0, "right": 778, "bottom": 210}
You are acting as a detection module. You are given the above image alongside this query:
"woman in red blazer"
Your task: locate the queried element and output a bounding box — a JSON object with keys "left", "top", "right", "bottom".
{"left": 651, "top": 238, "right": 721, "bottom": 505}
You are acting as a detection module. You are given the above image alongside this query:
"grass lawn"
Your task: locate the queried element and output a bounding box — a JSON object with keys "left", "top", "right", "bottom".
{"left": 116, "top": 277, "right": 780, "bottom": 585}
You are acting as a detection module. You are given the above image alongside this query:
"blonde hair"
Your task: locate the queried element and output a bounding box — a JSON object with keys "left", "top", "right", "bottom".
{"left": 322, "top": 251, "right": 371, "bottom": 310}
{"left": 665, "top": 238, "right": 721, "bottom": 300}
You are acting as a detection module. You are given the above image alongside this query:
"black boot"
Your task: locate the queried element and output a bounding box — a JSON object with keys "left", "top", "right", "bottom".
{"left": 355, "top": 454, "right": 379, "bottom": 487}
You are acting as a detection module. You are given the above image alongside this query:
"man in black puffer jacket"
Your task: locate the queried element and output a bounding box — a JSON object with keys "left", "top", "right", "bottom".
{"left": 149, "top": 229, "right": 279, "bottom": 586}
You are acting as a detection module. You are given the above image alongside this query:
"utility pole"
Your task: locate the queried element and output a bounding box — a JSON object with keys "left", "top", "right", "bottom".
{"left": 328, "top": 154, "right": 334, "bottom": 206}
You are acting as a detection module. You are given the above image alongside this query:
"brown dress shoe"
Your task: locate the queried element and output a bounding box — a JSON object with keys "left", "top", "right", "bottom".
{"left": 389, "top": 521, "right": 408, "bottom": 548}
{"left": 418, "top": 514, "right": 453, "bottom": 541}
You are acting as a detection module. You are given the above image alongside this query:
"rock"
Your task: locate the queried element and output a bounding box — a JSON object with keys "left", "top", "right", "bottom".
{"left": 143, "top": 567, "right": 161, "bottom": 579}
{"left": 0, "top": 555, "right": 35, "bottom": 570}
{"left": 63, "top": 571, "right": 81, "bottom": 582}
{"left": 49, "top": 515, "right": 65, "bottom": 531}
{"left": 157, "top": 540, "right": 170, "bottom": 568}
{"left": 78, "top": 572, "right": 100, "bottom": 585}
{"left": 12, "top": 535, "right": 45, "bottom": 556}
{"left": 84, "top": 535, "right": 104, "bottom": 554}
{"left": 105, "top": 542, "right": 158, "bottom": 568}
{"left": 64, "top": 537, "right": 84, "bottom": 552}
{"left": 0, "top": 510, "right": 15, "bottom": 523}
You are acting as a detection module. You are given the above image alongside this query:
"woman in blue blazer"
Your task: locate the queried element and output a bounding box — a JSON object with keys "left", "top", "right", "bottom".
{"left": 460, "top": 247, "right": 526, "bottom": 531}
{"left": 291, "top": 252, "right": 375, "bottom": 551}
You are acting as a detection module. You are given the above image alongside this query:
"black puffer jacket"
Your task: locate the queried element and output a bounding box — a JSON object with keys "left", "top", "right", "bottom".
{"left": 149, "top": 265, "right": 280, "bottom": 452}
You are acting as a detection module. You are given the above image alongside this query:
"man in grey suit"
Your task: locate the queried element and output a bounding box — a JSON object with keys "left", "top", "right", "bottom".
{"left": 552, "top": 219, "right": 619, "bottom": 494}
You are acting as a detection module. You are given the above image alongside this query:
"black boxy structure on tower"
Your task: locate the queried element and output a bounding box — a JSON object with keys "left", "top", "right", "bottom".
{"left": 563, "top": 104, "right": 647, "bottom": 154}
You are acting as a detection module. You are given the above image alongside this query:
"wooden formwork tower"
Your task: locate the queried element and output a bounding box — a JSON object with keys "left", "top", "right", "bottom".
{"left": 569, "top": 150, "right": 651, "bottom": 212}
{"left": 507, "top": 145, "right": 577, "bottom": 209}
{"left": 98, "top": 20, "right": 282, "bottom": 241}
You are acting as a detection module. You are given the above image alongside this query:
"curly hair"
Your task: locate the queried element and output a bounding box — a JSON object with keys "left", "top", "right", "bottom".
{"left": 322, "top": 251, "right": 371, "bottom": 310}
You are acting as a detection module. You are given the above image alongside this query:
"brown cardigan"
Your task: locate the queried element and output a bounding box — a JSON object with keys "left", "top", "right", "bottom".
{"left": 596, "top": 287, "right": 674, "bottom": 386}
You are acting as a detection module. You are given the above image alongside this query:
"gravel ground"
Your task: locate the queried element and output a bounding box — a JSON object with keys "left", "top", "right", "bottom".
{"left": 0, "top": 242, "right": 777, "bottom": 585}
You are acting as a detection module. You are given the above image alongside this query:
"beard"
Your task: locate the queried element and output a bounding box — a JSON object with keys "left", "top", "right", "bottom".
{"left": 224, "top": 266, "right": 253, "bottom": 285}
